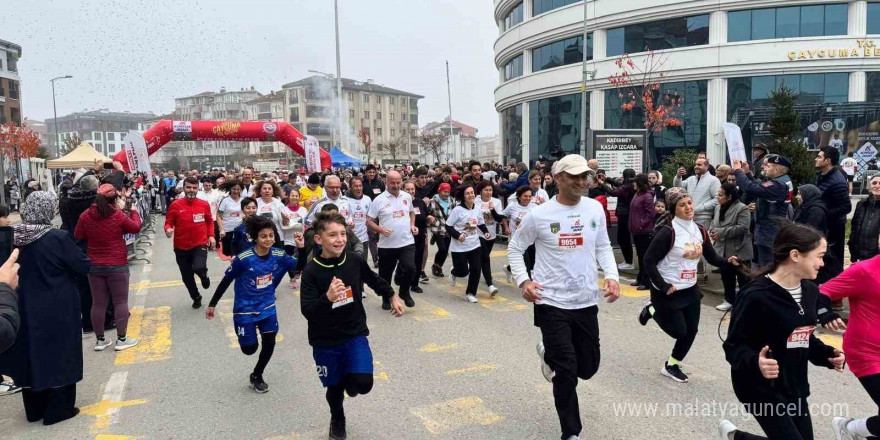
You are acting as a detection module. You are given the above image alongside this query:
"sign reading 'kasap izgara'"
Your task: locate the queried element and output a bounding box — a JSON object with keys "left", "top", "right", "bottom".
{"left": 788, "top": 39, "right": 880, "bottom": 61}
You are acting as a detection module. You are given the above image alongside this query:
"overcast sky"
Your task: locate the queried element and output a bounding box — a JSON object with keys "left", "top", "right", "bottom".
{"left": 9, "top": 0, "right": 500, "bottom": 136}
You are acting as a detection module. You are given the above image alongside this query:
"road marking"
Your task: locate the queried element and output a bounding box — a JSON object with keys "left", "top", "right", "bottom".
{"left": 600, "top": 277, "right": 647, "bottom": 298}
{"left": 443, "top": 284, "right": 526, "bottom": 312}
{"left": 818, "top": 333, "right": 843, "bottom": 350}
{"left": 409, "top": 298, "right": 452, "bottom": 322}
{"left": 142, "top": 264, "right": 152, "bottom": 273}
{"left": 421, "top": 343, "right": 458, "bottom": 353}
{"left": 81, "top": 372, "right": 147, "bottom": 434}
{"left": 445, "top": 364, "right": 498, "bottom": 375}
{"left": 127, "top": 280, "right": 185, "bottom": 290}
{"left": 217, "top": 299, "right": 284, "bottom": 348}
{"left": 115, "top": 306, "right": 173, "bottom": 366}
{"left": 374, "top": 361, "right": 389, "bottom": 381}
{"left": 489, "top": 250, "right": 506, "bottom": 258}
{"left": 410, "top": 396, "right": 503, "bottom": 435}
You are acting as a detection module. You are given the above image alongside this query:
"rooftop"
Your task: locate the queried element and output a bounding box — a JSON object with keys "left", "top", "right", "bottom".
{"left": 176, "top": 87, "right": 259, "bottom": 100}
{"left": 48, "top": 109, "right": 157, "bottom": 123}
{"left": 246, "top": 91, "right": 285, "bottom": 105}
{"left": 0, "top": 39, "right": 22, "bottom": 56}
{"left": 281, "top": 75, "right": 424, "bottom": 99}
{"left": 423, "top": 118, "right": 478, "bottom": 137}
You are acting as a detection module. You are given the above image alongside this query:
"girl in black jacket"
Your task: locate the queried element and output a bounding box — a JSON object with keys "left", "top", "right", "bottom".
{"left": 719, "top": 222, "right": 846, "bottom": 440}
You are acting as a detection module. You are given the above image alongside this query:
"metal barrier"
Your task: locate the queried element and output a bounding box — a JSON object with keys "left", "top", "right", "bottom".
{"left": 126, "top": 194, "right": 154, "bottom": 264}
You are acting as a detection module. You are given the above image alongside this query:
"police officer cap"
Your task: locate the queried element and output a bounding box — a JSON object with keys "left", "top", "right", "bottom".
{"left": 765, "top": 154, "right": 791, "bottom": 168}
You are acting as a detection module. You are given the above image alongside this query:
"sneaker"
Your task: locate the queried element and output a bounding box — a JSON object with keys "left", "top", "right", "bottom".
{"left": 192, "top": 296, "right": 203, "bottom": 309}
{"left": 114, "top": 338, "right": 139, "bottom": 351}
{"left": 82, "top": 327, "right": 94, "bottom": 334}
{"left": 419, "top": 272, "right": 430, "bottom": 283}
{"left": 488, "top": 285, "right": 499, "bottom": 297}
{"left": 329, "top": 417, "right": 347, "bottom": 440}
{"left": 465, "top": 294, "right": 478, "bottom": 303}
{"left": 637, "top": 285, "right": 649, "bottom": 291}
{"left": 536, "top": 341, "right": 554, "bottom": 382}
{"left": 565, "top": 437, "right": 580, "bottom": 440}
{"left": 410, "top": 285, "right": 424, "bottom": 294}
{"left": 362, "top": 292, "right": 366, "bottom": 299}
{"left": 401, "top": 294, "right": 416, "bottom": 308}
{"left": 250, "top": 373, "right": 269, "bottom": 394}
{"left": 200, "top": 276, "right": 211, "bottom": 290}
{"left": 504, "top": 265, "right": 513, "bottom": 283}
{"left": 715, "top": 301, "right": 733, "bottom": 312}
{"left": 617, "top": 263, "right": 635, "bottom": 270}
{"left": 431, "top": 264, "right": 443, "bottom": 277}
{"left": 448, "top": 273, "right": 457, "bottom": 287}
{"left": 629, "top": 281, "right": 640, "bottom": 287}
{"left": 0, "top": 380, "right": 22, "bottom": 396}
{"left": 381, "top": 298, "right": 391, "bottom": 310}
{"left": 661, "top": 362, "right": 689, "bottom": 383}
{"left": 638, "top": 300, "right": 652, "bottom": 326}
{"left": 94, "top": 338, "right": 112, "bottom": 351}
{"left": 289, "top": 279, "right": 298, "bottom": 290}
{"left": 832, "top": 417, "right": 859, "bottom": 440}
{"left": 718, "top": 420, "right": 738, "bottom": 440}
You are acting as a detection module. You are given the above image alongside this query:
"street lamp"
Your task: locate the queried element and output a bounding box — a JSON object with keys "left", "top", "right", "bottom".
{"left": 50, "top": 75, "right": 73, "bottom": 159}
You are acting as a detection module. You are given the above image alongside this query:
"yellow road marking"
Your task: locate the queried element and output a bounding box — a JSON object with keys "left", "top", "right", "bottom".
{"left": 818, "top": 333, "right": 843, "bottom": 350}
{"left": 405, "top": 297, "right": 452, "bottom": 322}
{"left": 445, "top": 364, "right": 498, "bottom": 375}
{"left": 600, "top": 277, "right": 647, "bottom": 298}
{"left": 443, "top": 283, "right": 527, "bottom": 312}
{"left": 115, "top": 307, "right": 172, "bottom": 366}
{"left": 421, "top": 343, "right": 459, "bottom": 353}
{"left": 128, "top": 280, "right": 185, "bottom": 290}
{"left": 489, "top": 250, "right": 506, "bottom": 258}
{"left": 410, "top": 396, "right": 503, "bottom": 435}
{"left": 374, "top": 361, "right": 389, "bottom": 381}
{"left": 217, "top": 299, "right": 284, "bottom": 348}
{"left": 81, "top": 399, "right": 147, "bottom": 431}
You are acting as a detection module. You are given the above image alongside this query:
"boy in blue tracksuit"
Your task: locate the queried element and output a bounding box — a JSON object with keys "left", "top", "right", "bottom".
{"left": 206, "top": 215, "right": 304, "bottom": 393}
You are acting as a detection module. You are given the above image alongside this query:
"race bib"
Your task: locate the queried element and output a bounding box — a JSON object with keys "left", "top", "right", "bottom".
{"left": 787, "top": 325, "right": 816, "bottom": 349}
{"left": 373, "top": 188, "right": 381, "bottom": 194}
{"left": 353, "top": 212, "right": 365, "bottom": 220}
{"left": 256, "top": 274, "right": 272, "bottom": 289}
{"left": 392, "top": 210, "right": 405, "bottom": 219}
{"left": 468, "top": 218, "right": 478, "bottom": 228}
{"left": 193, "top": 213, "right": 205, "bottom": 223}
{"left": 231, "top": 212, "right": 241, "bottom": 218}
{"left": 413, "top": 207, "right": 421, "bottom": 215}
{"left": 558, "top": 233, "right": 583, "bottom": 249}
{"left": 680, "top": 269, "right": 696, "bottom": 281}
{"left": 332, "top": 287, "right": 354, "bottom": 309}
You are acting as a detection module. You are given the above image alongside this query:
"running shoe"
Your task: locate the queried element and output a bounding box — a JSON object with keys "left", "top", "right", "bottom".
{"left": 381, "top": 298, "right": 391, "bottom": 311}
{"left": 250, "top": 373, "right": 269, "bottom": 394}
{"left": 329, "top": 417, "right": 347, "bottom": 440}
{"left": 637, "top": 285, "right": 649, "bottom": 291}
{"left": 401, "top": 294, "right": 416, "bottom": 308}
{"left": 94, "top": 338, "right": 112, "bottom": 351}
{"left": 448, "top": 273, "right": 457, "bottom": 287}
{"left": 192, "top": 296, "right": 203, "bottom": 309}
{"left": 488, "top": 285, "right": 499, "bottom": 297}
{"left": 661, "top": 362, "right": 688, "bottom": 383}
{"left": 82, "top": 326, "right": 94, "bottom": 334}
{"left": 200, "top": 276, "right": 211, "bottom": 290}
{"left": 831, "top": 417, "right": 860, "bottom": 440}
{"left": 410, "top": 285, "right": 424, "bottom": 294}
{"left": 617, "top": 263, "right": 635, "bottom": 270}
{"left": 629, "top": 281, "right": 640, "bottom": 287}
{"left": 0, "top": 380, "right": 22, "bottom": 396}
{"left": 536, "top": 341, "right": 554, "bottom": 382}
{"left": 718, "top": 420, "right": 738, "bottom": 440}
{"left": 289, "top": 278, "right": 298, "bottom": 290}
{"left": 419, "top": 271, "right": 430, "bottom": 283}
{"left": 715, "top": 301, "right": 733, "bottom": 311}
{"left": 465, "top": 294, "right": 478, "bottom": 303}
{"left": 638, "top": 300, "right": 652, "bottom": 326}
{"left": 431, "top": 264, "right": 443, "bottom": 277}
{"left": 114, "top": 338, "right": 139, "bottom": 351}
{"left": 504, "top": 265, "right": 513, "bottom": 283}
{"left": 565, "top": 437, "right": 580, "bottom": 440}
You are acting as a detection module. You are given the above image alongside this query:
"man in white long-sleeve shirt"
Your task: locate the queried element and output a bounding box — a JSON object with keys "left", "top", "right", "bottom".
{"left": 507, "top": 154, "right": 620, "bottom": 440}
{"left": 672, "top": 157, "right": 720, "bottom": 228}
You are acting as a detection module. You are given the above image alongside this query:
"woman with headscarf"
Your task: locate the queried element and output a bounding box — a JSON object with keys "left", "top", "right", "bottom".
{"left": 710, "top": 183, "right": 752, "bottom": 311}
{"left": 0, "top": 191, "right": 91, "bottom": 425}
{"left": 794, "top": 184, "right": 840, "bottom": 284}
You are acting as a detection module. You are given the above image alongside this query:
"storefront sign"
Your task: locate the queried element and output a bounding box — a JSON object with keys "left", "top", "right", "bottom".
{"left": 787, "top": 39, "right": 879, "bottom": 60}
{"left": 591, "top": 129, "right": 647, "bottom": 178}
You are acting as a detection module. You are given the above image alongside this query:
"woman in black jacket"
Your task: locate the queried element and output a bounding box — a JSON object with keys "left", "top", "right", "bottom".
{"left": 848, "top": 175, "right": 880, "bottom": 263}
{"left": 793, "top": 184, "right": 840, "bottom": 284}
{"left": 610, "top": 168, "right": 637, "bottom": 270}
{"left": 719, "top": 222, "right": 846, "bottom": 440}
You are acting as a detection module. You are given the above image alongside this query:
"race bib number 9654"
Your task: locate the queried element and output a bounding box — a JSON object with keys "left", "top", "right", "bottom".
{"left": 558, "top": 233, "right": 583, "bottom": 249}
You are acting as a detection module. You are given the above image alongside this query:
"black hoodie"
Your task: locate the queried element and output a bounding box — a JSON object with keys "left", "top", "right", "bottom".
{"left": 723, "top": 276, "right": 836, "bottom": 402}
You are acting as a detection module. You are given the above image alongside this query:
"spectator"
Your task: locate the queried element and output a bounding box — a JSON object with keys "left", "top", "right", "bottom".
{"left": 629, "top": 174, "right": 656, "bottom": 290}
{"left": 0, "top": 191, "right": 91, "bottom": 425}
{"left": 840, "top": 152, "right": 859, "bottom": 195}
{"left": 733, "top": 155, "right": 792, "bottom": 267}
{"left": 673, "top": 157, "right": 720, "bottom": 230}
{"left": 611, "top": 169, "right": 637, "bottom": 270}
{"left": 648, "top": 170, "right": 666, "bottom": 203}
{"left": 794, "top": 184, "right": 840, "bottom": 285}
{"left": 710, "top": 184, "right": 752, "bottom": 311}
{"left": 748, "top": 143, "right": 769, "bottom": 183}
{"left": 714, "top": 165, "right": 732, "bottom": 187}
{"left": 815, "top": 146, "right": 852, "bottom": 275}
{"left": 0, "top": 249, "right": 20, "bottom": 353}
{"left": 500, "top": 162, "right": 529, "bottom": 195}
{"left": 849, "top": 175, "right": 880, "bottom": 262}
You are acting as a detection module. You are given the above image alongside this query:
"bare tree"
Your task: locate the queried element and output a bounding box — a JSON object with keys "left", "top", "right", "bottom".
{"left": 358, "top": 128, "right": 373, "bottom": 163}
{"left": 375, "top": 137, "right": 406, "bottom": 160}
{"left": 62, "top": 135, "right": 83, "bottom": 155}
{"left": 418, "top": 131, "right": 448, "bottom": 164}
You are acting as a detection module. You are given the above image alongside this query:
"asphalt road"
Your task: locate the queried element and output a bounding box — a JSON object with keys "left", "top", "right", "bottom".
{"left": 0, "top": 224, "right": 873, "bottom": 440}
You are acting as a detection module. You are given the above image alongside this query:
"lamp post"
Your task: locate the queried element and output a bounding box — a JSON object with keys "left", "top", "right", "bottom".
{"left": 579, "top": 2, "right": 595, "bottom": 158}
{"left": 50, "top": 75, "right": 73, "bottom": 159}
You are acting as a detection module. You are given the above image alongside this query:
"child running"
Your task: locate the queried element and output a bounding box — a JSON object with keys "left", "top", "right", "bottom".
{"left": 300, "top": 212, "right": 404, "bottom": 440}
{"left": 205, "top": 216, "right": 303, "bottom": 394}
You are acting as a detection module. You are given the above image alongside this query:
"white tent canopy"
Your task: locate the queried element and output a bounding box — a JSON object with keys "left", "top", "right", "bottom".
{"left": 46, "top": 142, "right": 111, "bottom": 169}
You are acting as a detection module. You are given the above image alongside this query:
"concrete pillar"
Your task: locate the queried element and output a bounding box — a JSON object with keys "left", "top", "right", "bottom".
{"left": 592, "top": 29, "right": 607, "bottom": 60}
{"left": 523, "top": 0, "right": 532, "bottom": 19}
{"left": 849, "top": 1, "right": 868, "bottom": 35}
{"left": 521, "top": 101, "right": 530, "bottom": 163}
{"left": 849, "top": 71, "right": 867, "bottom": 102}
{"left": 709, "top": 11, "right": 727, "bottom": 44}
{"left": 706, "top": 78, "right": 728, "bottom": 164}
{"left": 523, "top": 48, "right": 533, "bottom": 74}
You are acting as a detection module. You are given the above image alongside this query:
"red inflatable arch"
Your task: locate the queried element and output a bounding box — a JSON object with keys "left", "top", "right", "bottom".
{"left": 111, "top": 120, "right": 331, "bottom": 171}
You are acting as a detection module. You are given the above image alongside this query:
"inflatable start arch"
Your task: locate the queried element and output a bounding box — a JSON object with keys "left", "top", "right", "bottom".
{"left": 111, "top": 120, "right": 332, "bottom": 171}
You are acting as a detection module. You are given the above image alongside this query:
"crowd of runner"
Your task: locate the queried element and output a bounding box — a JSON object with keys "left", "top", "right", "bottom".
{"left": 0, "top": 146, "right": 877, "bottom": 439}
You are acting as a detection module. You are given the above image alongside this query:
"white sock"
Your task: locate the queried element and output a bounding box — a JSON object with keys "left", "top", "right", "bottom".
{"left": 846, "top": 418, "right": 871, "bottom": 437}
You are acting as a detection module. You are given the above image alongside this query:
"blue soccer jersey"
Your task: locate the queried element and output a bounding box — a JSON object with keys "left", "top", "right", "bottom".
{"left": 223, "top": 248, "right": 298, "bottom": 323}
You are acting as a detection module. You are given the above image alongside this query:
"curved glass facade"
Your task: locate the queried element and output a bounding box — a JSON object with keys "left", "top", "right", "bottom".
{"left": 870, "top": 3, "right": 880, "bottom": 34}
{"left": 607, "top": 15, "right": 709, "bottom": 57}
{"left": 726, "top": 73, "right": 850, "bottom": 121}
{"left": 531, "top": 34, "right": 592, "bottom": 72}
{"left": 502, "top": 104, "right": 523, "bottom": 164}
{"left": 504, "top": 54, "right": 524, "bottom": 81}
{"left": 503, "top": 2, "right": 524, "bottom": 31}
{"left": 728, "top": 4, "right": 847, "bottom": 42}
{"left": 869, "top": 72, "right": 880, "bottom": 102}
{"left": 532, "top": 0, "right": 579, "bottom": 17}
{"left": 528, "top": 93, "right": 588, "bottom": 161}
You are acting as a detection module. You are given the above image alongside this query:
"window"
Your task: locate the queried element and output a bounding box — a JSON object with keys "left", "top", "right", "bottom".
{"left": 606, "top": 80, "right": 708, "bottom": 167}
{"left": 95, "top": 132, "right": 103, "bottom": 140}
{"left": 390, "top": 112, "right": 395, "bottom": 121}
{"left": 410, "top": 114, "right": 418, "bottom": 124}
{"left": 410, "top": 98, "right": 418, "bottom": 108}
{"left": 529, "top": 94, "right": 586, "bottom": 162}
{"left": 306, "top": 123, "right": 332, "bottom": 136}
{"left": 504, "top": 54, "right": 524, "bottom": 80}
{"left": 364, "top": 111, "right": 370, "bottom": 119}
{"left": 107, "top": 133, "right": 115, "bottom": 141}
{"left": 401, "top": 113, "right": 407, "bottom": 122}
{"left": 7, "top": 80, "right": 18, "bottom": 99}
{"left": 728, "top": 4, "right": 848, "bottom": 42}
{"left": 870, "top": 3, "right": 880, "bottom": 34}
{"left": 348, "top": 92, "right": 354, "bottom": 101}
{"left": 389, "top": 97, "right": 395, "bottom": 106}
{"left": 726, "top": 73, "right": 850, "bottom": 121}
{"left": 503, "top": 2, "right": 524, "bottom": 31}
{"left": 348, "top": 109, "right": 354, "bottom": 118}
{"left": 258, "top": 103, "right": 271, "bottom": 113}
{"left": 363, "top": 95, "right": 370, "bottom": 103}
{"left": 306, "top": 106, "right": 330, "bottom": 118}
{"left": 377, "top": 112, "right": 382, "bottom": 120}
{"left": 375, "top": 95, "right": 382, "bottom": 104}
{"left": 288, "top": 90, "right": 299, "bottom": 104}
{"left": 109, "top": 145, "right": 116, "bottom": 153}
{"left": 607, "top": 15, "right": 708, "bottom": 56}
{"left": 377, "top": 128, "right": 383, "bottom": 136}
{"left": 364, "top": 127, "right": 371, "bottom": 137}
{"left": 6, "top": 53, "right": 16, "bottom": 72}
{"left": 532, "top": 34, "right": 592, "bottom": 72}
{"left": 869, "top": 73, "right": 880, "bottom": 102}
{"left": 532, "top": 0, "right": 578, "bottom": 16}
{"left": 291, "top": 107, "right": 300, "bottom": 122}
{"left": 391, "top": 129, "right": 396, "bottom": 137}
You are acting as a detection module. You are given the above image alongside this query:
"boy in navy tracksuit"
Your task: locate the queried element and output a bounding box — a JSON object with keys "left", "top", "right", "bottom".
{"left": 206, "top": 215, "right": 303, "bottom": 393}
{"left": 300, "top": 212, "right": 404, "bottom": 440}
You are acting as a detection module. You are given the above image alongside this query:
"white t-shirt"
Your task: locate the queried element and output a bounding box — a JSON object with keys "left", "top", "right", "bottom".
{"left": 349, "top": 196, "right": 372, "bottom": 242}
{"left": 366, "top": 191, "right": 414, "bottom": 249}
{"left": 830, "top": 138, "right": 844, "bottom": 149}
{"left": 477, "top": 197, "right": 503, "bottom": 240}
{"left": 841, "top": 157, "right": 858, "bottom": 176}
{"left": 305, "top": 195, "right": 353, "bottom": 227}
{"left": 502, "top": 201, "right": 533, "bottom": 236}
{"left": 197, "top": 189, "right": 225, "bottom": 221}
{"left": 507, "top": 187, "right": 550, "bottom": 207}
{"left": 217, "top": 196, "right": 244, "bottom": 232}
{"left": 446, "top": 204, "right": 484, "bottom": 253}
{"left": 508, "top": 196, "right": 619, "bottom": 310}
{"left": 655, "top": 217, "right": 704, "bottom": 291}
{"left": 282, "top": 205, "right": 307, "bottom": 246}
{"left": 256, "top": 197, "right": 287, "bottom": 237}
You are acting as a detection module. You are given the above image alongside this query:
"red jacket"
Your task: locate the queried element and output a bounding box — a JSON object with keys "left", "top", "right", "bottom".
{"left": 165, "top": 197, "right": 213, "bottom": 250}
{"left": 74, "top": 205, "right": 142, "bottom": 266}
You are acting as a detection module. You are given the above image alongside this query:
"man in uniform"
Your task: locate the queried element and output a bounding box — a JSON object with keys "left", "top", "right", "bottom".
{"left": 732, "top": 155, "right": 792, "bottom": 267}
